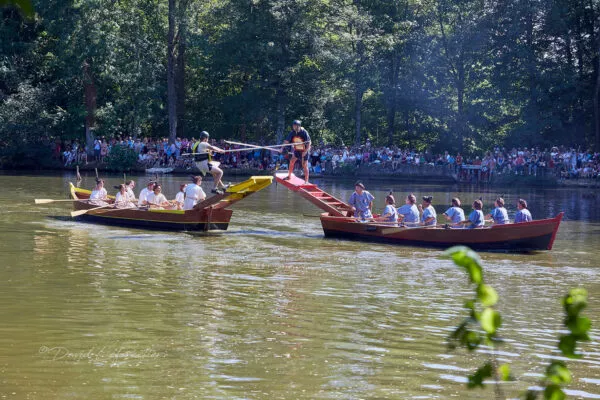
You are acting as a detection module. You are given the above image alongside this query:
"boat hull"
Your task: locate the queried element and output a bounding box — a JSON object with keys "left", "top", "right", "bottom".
{"left": 320, "top": 212, "right": 564, "bottom": 251}
{"left": 72, "top": 200, "right": 232, "bottom": 232}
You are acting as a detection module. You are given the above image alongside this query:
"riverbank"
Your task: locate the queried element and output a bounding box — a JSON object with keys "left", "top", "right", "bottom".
{"left": 4, "top": 160, "right": 600, "bottom": 188}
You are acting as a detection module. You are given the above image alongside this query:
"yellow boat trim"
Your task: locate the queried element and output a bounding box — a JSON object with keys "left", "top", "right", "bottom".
{"left": 148, "top": 209, "right": 185, "bottom": 214}
{"left": 70, "top": 182, "right": 116, "bottom": 200}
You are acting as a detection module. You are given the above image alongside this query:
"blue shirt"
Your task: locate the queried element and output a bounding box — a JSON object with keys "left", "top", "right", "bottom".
{"left": 421, "top": 206, "right": 437, "bottom": 226}
{"left": 490, "top": 207, "right": 509, "bottom": 224}
{"left": 382, "top": 204, "right": 398, "bottom": 223}
{"left": 467, "top": 210, "right": 485, "bottom": 228}
{"left": 397, "top": 204, "right": 420, "bottom": 224}
{"left": 349, "top": 191, "right": 374, "bottom": 220}
{"left": 444, "top": 206, "right": 465, "bottom": 224}
{"left": 515, "top": 209, "right": 532, "bottom": 223}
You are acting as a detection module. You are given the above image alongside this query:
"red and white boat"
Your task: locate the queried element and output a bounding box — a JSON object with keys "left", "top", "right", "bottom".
{"left": 275, "top": 172, "right": 563, "bottom": 251}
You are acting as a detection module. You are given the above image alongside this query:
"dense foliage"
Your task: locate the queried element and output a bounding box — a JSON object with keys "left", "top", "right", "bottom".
{"left": 1, "top": 0, "right": 599, "bottom": 154}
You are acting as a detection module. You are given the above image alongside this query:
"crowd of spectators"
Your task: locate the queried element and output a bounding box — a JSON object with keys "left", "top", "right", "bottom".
{"left": 54, "top": 136, "right": 600, "bottom": 181}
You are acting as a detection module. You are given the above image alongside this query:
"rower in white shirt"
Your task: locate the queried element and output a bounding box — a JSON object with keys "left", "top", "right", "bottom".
{"left": 115, "top": 184, "right": 136, "bottom": 208}
{"left": 138, "top": 181, "right": 155, "bottom": 206}
{"left": 183, "top": 176, "right": 206, "bottom": 210}
{"left": 90, "top": 179, "right": 108, "bottom": 206}
{"left": 174, "top": 184, "right": 186, "bottom": 210}
{"left": 146, "top": 184, "right": 171, "bottom": 209}
{"left": 125, "top": 180, "right": 136, "bottom": 202}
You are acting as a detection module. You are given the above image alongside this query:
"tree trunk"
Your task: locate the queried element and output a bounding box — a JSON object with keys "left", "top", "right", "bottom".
{"left": 167, "top": 0, "right": 177, "bottom": 144}
{"left": 83, "top": 60, "right": 96, "bottom": 156}
{"left": 354, "top": 83, "right": 363, "bottom": 146}
{"left": 176, "top": 0, "right": 187, "bottom": 139}
{"left": 386, "top": 51, "right": 399, "bottom": 146}
{"left": 456, "top": 58, "right": 465, "bottom": 153}
{"left": 276, "top": 88, "right": 285, "bottom": 143}
{"left": 595, "top": 44, "right": 600, "bottom": 151}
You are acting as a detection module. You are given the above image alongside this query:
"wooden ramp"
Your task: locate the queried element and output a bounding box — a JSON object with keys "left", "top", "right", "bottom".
{"left": 274, "top": 172, "right": 352, "bottom": 217}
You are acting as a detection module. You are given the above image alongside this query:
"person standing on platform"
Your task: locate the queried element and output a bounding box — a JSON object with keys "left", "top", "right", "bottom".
{"left": 514, "top": 198, "right": 533, "bottom": 223}
{"left": 283, "top": 120, "right": 312, "bottom": 184}
{"left": 348, "top": 182, "right": 374, "bottom": 221}
{"left": 193, "top": 131, "right": 228, "bottom": 194}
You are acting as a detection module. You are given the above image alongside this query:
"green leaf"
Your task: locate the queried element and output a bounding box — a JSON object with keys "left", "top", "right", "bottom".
{"left": 480, "top": 307, "right": 502, "bottom": 335}
{"left": 498, "top": 363, "right": 512, "bottom": 381}
{"left": 464, "top": 299, "right": 475, "bottom": 311}
{"left": 444, "top": 246, "right": 483, "bottom": 284}
{"left": 543, "top": 384, "right": 566, "bottom": 400}
{"left": 477, "top": 284, "right": 498, "bottom": 307}
{"left": 464, "top": 330, "right": 481, "bottom": 350}
{"left": 566, "top": 316, "right": 591, "bottom": 336}
{"left": 0, "top": 0, "right": 34, "bottom": 18}
{"left": 546, "top": 361, "right": 572, "bottom": 385}
{"left": 562, "top": 288, "right": 588, "bottom": 317}
{"left": 558, "top": 335, "right": 580, "bottom": 359}
{"left": 467, "top": 362, "right": 493, "bottom": 389}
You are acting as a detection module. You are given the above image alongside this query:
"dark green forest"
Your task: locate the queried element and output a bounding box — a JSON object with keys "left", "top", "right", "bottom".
{"left": 1, "top": 0, "right": 600, "bottom": 155}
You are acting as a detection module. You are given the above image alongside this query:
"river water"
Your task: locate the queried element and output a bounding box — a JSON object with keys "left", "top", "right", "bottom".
{"left": 1, "top": 172, "right": 599, "bottom": 399}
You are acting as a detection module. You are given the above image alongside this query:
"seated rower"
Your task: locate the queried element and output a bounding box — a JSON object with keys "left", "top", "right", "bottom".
{"left": 486, "top": 197, "right": 508, "bottom": 225}
{"left": 146, "top": 184, "right": 172, "bottom": 209}
{"left": 459, "top": 199, "right": 485, "bottom": 229}
{"left": 348, "top": 181, "right": 374, "bottom": 221}
{"left": 514, "top": 198, "right": 533, "bottom": 223}
{"left": 419, "top": 195, "right": 437, "bottom": 226}
{"left": 115, "top": 184, "right": 136, "bottom": 208}
{"left": 90, "top": 178, "right": 108, "bottom": 206}
{"left": 443, "top": 197, "right": 465, "bottom": 227}
{"left": 174, "top": 184, "right": 186, "bottom": 210}
{"left": 372, "top": 193, "right": 398, "bottom": 224}
{"left": 397, "top": 194, "right": 420, "bottom": 225}
{"left": 125, "top": 180, "right": 136, "bottom": 202}
{"left": 138, "top": 180, "right": 155, "bottom": 207}
{"left": 184, "top": 176, "right": 206, "bottom": 210}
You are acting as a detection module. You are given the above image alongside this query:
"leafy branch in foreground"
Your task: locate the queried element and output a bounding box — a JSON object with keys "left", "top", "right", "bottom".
{"left": 443, "top": 246, "right": 591, "bottom": 399}
{"left": 443, "top": 246, "right": 508, "bottom": 394}
{"left": 524, "top": 288, "right": 591, "bottom": 400}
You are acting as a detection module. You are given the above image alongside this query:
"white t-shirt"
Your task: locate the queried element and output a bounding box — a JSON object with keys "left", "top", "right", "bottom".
{"left": 126, "top": 187, "right": 136, "bottom": 201}
{"left": 175, "top": 191, "right": 185, "bottom": 205}
{"left": 146, "top": 192, "right": 167, "bottom": 207}
{"left": 183, "top": 184, "right": 206, "bottom": 210}
{"left": 138, "top": 187, "right": 152, "bottom": 206}
{"left": 90, "top": 188, "right": 107, "bottom": 200}
{"left": 195, "top": 142, "right": 212, "bottom": 154}
{"left": 115, "top": 192, "right": 134, "bottom": 208}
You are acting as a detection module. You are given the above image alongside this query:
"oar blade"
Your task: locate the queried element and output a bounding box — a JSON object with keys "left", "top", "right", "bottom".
{"left": 70, "top": 209, "right": 89, "bottom": 217}
{"left": 35, "top": 199, "right": 54, "bottom": 204}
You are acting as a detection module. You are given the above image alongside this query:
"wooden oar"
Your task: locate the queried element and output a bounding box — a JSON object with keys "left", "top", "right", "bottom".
{"left": 224, "top": 141, "right": 284, "bottom": 153}
{"left": 70, "top": 204, "right": 113, "bottom": 217}
{"left": 35, "top": 198, "right": 88, "bottom": 204}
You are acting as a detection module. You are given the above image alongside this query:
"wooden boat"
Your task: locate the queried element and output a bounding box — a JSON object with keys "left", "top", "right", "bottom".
{"left": 275, "top": 172, "right": 563, "bottom": 251}
{"left": 69, "top": 176, "right": 272, "bottom": 231}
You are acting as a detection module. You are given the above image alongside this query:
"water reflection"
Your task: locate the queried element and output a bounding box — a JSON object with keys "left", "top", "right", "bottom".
{"left": 0, "top": 172, "right": 598, "bottom": 399}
